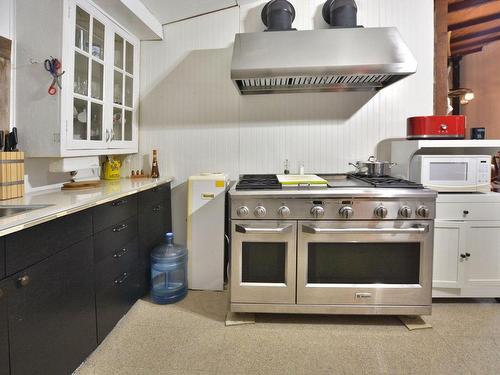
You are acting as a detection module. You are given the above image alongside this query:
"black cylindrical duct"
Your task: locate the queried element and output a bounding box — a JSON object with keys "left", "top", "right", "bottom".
{"left": 322, "top": 0, "right": 358, "bottom": 28}
{"left": 261, "top": 0, "right": 296, "bottom": 31}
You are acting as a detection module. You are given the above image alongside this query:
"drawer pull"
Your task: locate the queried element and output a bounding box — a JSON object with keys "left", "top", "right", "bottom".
{"left": 113, "top": 248, "right": 128, "bottom": 259}
{"left": 17, "top": 275, "right": 30, "bottom": 287}
{"left": 152, "top": 205, "right": 161, "bottom": 212}
{"left": 114, "top": 272, "right": 129, "bottom": 285}
{"left": 112, "top": 199, "right": 127, "bottom": 207}
{"left": 113, "top": 223, "right": 128, "bottom": 232}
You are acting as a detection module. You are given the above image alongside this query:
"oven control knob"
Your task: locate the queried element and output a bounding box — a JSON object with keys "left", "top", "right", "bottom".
{"left": 416, "top": 205, "right": 430, "bottom": 218}
{"left": 339, "top": 206, "right": 354, "bottom": 219}
{"left": 399, "top": 206, "right": 413, "bottom": 218}
{"left": 236, "top": 206, "right": 249, "bottom": 217}
{"left": 254, "top": 206, "right": 267, "bottom": 217}
{"left": 374, "top": 206, "right": 388, "bottom": 219}
{"left": 310, "top": 206, "right": 325, "bottom": 218}
{"left": 278, "top": 206, "right": 291, "bottom": 218}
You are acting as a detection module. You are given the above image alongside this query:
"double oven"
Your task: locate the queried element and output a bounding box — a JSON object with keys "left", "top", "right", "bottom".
{"left": 229, "top": 195, "right": 435, "bottom": 315}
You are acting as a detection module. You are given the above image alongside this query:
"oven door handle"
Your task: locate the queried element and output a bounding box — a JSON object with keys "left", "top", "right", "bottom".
{"left": 302, "top": 225, "right": 428, "bottom": 234}
{"left": 236, "top": 224, "right": 292, "bottom": 234}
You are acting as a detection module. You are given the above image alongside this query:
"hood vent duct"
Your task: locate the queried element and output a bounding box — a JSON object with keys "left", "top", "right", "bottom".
{"left": 322, "top": 0, "right": 358, "bottom": 28}
{"left": 230, "top": 1, "right": 417, "bottom": 95}
{"left": 261, "top": 0, "right": 296, "bottom": 31}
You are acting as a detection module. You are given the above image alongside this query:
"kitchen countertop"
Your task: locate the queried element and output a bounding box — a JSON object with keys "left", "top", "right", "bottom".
{"left": 0, "top": 177, "right": 173, "bottom": 237}
{"left": 437, "top": 191, "right": 500, "bottom": 203}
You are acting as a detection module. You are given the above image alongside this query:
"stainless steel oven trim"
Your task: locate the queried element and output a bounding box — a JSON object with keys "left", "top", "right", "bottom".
{"left": 230, "top": 220, "right": 297, "bottom": 304}
{"left": 296, "top": 220, "right": 433, "bottom": 306}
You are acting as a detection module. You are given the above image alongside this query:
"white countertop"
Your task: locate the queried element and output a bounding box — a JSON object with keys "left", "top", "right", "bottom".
{"left": 0, "top": 177, "right": 173, "bottom": 237}
{"left": 437, "top": 191, "right": 500, "bottom": 203}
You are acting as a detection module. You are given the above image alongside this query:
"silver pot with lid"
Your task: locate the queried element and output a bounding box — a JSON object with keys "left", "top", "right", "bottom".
{"left": 349, "top": 156, "right": 396, "bottom": 177}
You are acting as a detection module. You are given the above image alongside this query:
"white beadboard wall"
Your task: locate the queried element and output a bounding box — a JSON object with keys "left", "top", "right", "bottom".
{"left": 137, "top": 0, "right": 434, "bottom": 243}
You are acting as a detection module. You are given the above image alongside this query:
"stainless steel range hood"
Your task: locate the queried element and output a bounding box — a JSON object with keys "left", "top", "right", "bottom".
{"left": 231, "top": 27, "right": 417, "bottom": 95}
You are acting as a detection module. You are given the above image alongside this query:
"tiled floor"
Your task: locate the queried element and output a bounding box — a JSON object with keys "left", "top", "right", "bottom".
{"left": 74, "top": 292, "right": 500, "bottom": 375}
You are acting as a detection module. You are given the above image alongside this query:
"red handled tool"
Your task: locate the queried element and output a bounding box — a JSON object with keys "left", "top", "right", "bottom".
{"left": 44, "top": 57, "right": 65, "bottom": 95}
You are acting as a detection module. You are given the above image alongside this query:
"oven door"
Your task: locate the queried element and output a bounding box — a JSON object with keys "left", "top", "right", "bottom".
{"left": 297, "top": 221, "right": 433, "bottom": 306}
{"left": 230, "top": 220, "right": 296, "bottom": 304}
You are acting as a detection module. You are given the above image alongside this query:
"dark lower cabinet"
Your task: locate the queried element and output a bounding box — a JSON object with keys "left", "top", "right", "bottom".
{"left": 138, "top": 183, "right": 172, "bottom": 263}
{"left": 96, "top": 265, "right": 148, "bottom": 343}
{"left": 0, "top": 281, "right": 8, "bottom": 375}
{"left": 6, "top": 238, "right": 96, "bottom": 375}
{"left": 0, "top": 182, "right": 172, "bottom": 375}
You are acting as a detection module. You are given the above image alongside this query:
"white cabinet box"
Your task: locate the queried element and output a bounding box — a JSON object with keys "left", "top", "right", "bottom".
{"left": 433, "top": 196, "right": 500, "bottom": 298}
{"left": 15, "top": 0, "right": 139, "bottom": 157}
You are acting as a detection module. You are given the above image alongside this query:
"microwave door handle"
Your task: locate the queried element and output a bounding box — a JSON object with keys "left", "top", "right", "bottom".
{"left": 236, "top": 224, "right": 292, "bottom": 234}
{"left": 302, "top": 225, "right": 428, "bottom": 234}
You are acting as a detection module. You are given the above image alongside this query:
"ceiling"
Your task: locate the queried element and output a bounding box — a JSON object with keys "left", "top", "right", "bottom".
{"left": 141, "top": 0, "right": 238, "bottom": 25}
{"left": 448, "top": 0, "right": 500, "bottom": 56}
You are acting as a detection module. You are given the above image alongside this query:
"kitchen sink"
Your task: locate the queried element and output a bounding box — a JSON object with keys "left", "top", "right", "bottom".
{"left": 0, "top": 204, "right": 52, "bottom": 218}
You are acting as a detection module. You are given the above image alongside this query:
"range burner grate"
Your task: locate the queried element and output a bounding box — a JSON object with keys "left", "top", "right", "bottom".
{"left": 349, "top": 174, "right": 423, "bottom": 188}
{"left": 236, "top": 174, "right": 281, "bottom": 190}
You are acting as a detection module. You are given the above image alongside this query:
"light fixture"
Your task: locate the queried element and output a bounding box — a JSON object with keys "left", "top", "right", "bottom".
{"left": 448, "top": 88, "right": 475, "bottom": 105}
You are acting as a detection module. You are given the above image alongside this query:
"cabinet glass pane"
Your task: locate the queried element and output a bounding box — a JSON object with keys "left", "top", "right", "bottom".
{"left": 124, "top": 110, "right": 132, "bottom": 141}
{"left": 91, "top": 61, "right": 104, "bottom": 100}
{"left": 125, "top": 42, "right": 134, "bottom": 74}
{"left": 73, "top": 98, "right": 88, "bottom": 140}
{"left": 92, "top": 19, "right": 105, "bottom": 60}
{"left": 90, "top": 103, "right": 103, "bottom": 141}
{"left": 125, "top": 76, "right": 133, "bottom": 107}
{"left": 114, "top": 71, "right": 122, "bottom": 104}
{"left": 75, "top": 7, "right": 90, "bottom": 52}
{"left": 113, "top": 107, "right": 123, "bottom": 141}
{"left": 74, "top": 52, "right": 88, "bottom": 95}
{"left": 114, "top": 34, "right": 124, "bottom": 69}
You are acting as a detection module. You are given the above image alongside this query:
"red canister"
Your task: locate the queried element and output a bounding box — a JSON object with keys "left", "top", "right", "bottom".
{"left": 407, "top": 116, "right": 466, "bottom": 139}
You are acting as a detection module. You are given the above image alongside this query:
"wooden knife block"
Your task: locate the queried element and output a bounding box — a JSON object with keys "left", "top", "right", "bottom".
{"left": 0, "top": 152, "right": 24, "bottom": 200}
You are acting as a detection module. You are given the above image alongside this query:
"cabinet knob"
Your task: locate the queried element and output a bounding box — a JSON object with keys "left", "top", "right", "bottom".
{"left": 465, "top": 252, "right": 471, "bottom": 258}
{"left": 17, "top": 275, "right": 30, "bottom": 287}
{"left": 463, "top": 210, "right": 469, "bottom": 215}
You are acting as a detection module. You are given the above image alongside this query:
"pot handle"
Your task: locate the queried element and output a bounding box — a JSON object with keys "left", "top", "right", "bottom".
{"left": 389, "top": 162, "right": 398, "bottom": 168}
{"left": 368, "top": 155, "right": 376, "bottom": 162}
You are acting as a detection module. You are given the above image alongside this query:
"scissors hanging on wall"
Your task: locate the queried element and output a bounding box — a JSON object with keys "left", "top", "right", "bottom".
{"left": 44, "top": 57, "right": 65, "bottom": 95}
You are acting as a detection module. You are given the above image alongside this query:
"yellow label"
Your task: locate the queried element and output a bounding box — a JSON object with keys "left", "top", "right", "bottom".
{"left": 215, "top": 180, "right": 225, "bottom": 188}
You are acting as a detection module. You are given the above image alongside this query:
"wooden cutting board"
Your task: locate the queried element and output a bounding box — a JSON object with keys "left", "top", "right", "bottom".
{"left": 277, "top": 174, "right": 328, "bottom": 186}
{"left": 62, "top": 180, "right": 101, "bottom": 190}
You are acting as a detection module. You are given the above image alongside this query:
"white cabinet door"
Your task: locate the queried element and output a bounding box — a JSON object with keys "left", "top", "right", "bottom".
{"left": 433, "top": 220, "right": 466, "bottom": 288}
{"left": 464, "top": 221, "right": 500, "bottom": 287}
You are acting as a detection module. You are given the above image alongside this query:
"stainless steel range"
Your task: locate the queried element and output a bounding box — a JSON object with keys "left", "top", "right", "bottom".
{"left": 228, "top": 174, "right": 437, "bottom": 316}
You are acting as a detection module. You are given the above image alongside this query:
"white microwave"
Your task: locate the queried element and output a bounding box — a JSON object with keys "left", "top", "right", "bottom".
{"left": 410, "top": 155, "right": 491, "bottom": 193}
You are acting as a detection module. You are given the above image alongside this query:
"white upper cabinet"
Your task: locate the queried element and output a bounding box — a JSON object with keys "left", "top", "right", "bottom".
{"left": 15, "top": 0, "right": 140, "bottom": 157}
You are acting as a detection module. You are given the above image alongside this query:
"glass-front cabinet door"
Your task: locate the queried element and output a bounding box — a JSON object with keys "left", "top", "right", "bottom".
{"left": 109, "top": 32, "right": 138, "bottom": 148}
{"left": 66, "top": 0, "right": 139, "bottom": 151}
{"left": 69, "top": 4, "right": 106, "bottom": 148}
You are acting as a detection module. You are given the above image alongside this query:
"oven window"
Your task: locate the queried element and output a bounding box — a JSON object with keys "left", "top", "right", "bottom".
{"left": 242, "top": 242, "right": 286, "bottom": 283}
{"left": 307, "top": 242, "right": 420, "bottom": 284}
{"left": 429, "top": 162, "right": 467, "bottom": 181}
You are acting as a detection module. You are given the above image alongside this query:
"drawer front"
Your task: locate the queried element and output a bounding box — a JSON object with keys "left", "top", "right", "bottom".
{"left": 93, "top": 195, "right": 138, "bottom": 233}
{"left": 436, "top": 202, "right": 500, "bottom": 220}
{"left": 94, "top": 216, "right": 138, "bottom": 263}
{"left": 5, "top": 210, "right": 92, "bottom": 276}
{"left": 95, "top": 238, "right": 139, "bottom": 291}
{"left": 138, "top": 183, "right": 171, "bottom": 212}
{"left": 0, "top": 239, "right": 4, "bottom": 280}
{"left": 96, "top": 266, "right": 148, "bottom": 343}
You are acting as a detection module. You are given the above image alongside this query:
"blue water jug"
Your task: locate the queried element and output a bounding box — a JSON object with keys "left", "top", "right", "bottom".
{"left": 150, "top": 232, "right": 188, "bottom": 304}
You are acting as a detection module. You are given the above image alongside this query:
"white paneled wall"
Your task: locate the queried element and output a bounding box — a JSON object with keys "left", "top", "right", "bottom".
{"left": 137, "top": 0, "right": 434, "bottom": 242}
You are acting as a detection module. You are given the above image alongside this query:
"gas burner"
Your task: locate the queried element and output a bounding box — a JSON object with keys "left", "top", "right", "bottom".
{"left": 349, "top": 174, "right": 424, "bottom": 189}
{"left": 236, "top": 174, "right": 281, "bottom": 190}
